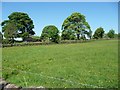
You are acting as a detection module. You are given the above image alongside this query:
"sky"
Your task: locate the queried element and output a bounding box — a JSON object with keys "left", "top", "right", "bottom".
{"left": 1, "top": 2, "right": 118, "bottom": 36}
{"left": 118, "top": 2, "right": 120, "bottom": 33}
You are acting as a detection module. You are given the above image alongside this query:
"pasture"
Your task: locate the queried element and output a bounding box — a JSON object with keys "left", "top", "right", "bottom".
{"left": 2, "top": 40, "right": 118, "bottom": 88}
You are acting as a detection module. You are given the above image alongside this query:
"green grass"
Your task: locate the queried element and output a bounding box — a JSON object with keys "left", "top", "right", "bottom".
{"left": 2, "top": 40, "right": 118, "bottom": 88}
{"left": 0, "top": 48, "right": 2, "bottom": 78}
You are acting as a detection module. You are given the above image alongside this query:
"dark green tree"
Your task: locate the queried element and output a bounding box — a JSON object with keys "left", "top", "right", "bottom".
{"left": 1, "top": 12, "right": 35, "bottom": 41}
{"left": 2, "top": 21, "right": 17, "bottom": 43}
{"left": 40, "top": 25, "right": 59, "bottom": 43}
{"left": 62, "top": 12, "right": 91, "bottom": 40}
{"left": 118, "top": 33, "right": 120, "bottom": 39}
{"left": 0, "top": 32, "right": 3, "bottom": 43}
{"left": 93, "top": 27, "right": 105, "bottom": 39}
{"left": 107, "top": 29, "right": 115, "bottom": 38}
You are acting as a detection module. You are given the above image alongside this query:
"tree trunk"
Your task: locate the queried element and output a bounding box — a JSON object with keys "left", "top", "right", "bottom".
{"left": 77, "top": 34, "right": 80, "bottom": 40}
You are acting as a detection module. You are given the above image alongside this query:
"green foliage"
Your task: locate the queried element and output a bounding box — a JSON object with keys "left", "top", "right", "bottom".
{"left": 62, "top": 12, "right": 91, "bottom": 40}
{"left": 31, "top": 36, "right": 40, "bottom": 41}
{"left": 118, "top": 33, "right": 120, "bottom": 39}
{"left": 41, "top": 25, "right": 59, "bottom": 43}
{"left": 107, "top": 29, "right": 115, "bottom": 38}
{"left": 61, "top": 29, "right": 76, "bottom": 40}
{"left": 2, "top": 39, "right": 11, "bottom": 44}
{"left": 31, "top": 36, "right": 40, "bottom": 40}
{"left": 2, "top": 40, "right": 118, "bottom": 88}
{"left": 103, "top": 33, "right": 109, "bottom": 39}
{"left": 0, "top": 32, "right": 3, "bottom": 43}
{"left": 80, "top": 35, "right": 86, "bottom": 40}
{"left": 114, "top": 34, "right": 118, "bottom": 39}
{"left": 22, "top": 32, "right": 29, "bottom": 41}
{"left": 1, "top": 12, "right": 35, "bottom": 41}
{"left": 2, "top": 22, "right": 18, "bottom": 43}
{"left": 86, "top": 29, "right": 92, "bottom": 39}
{"left": 93, "top": 27, "right": 105, "bottom": 39}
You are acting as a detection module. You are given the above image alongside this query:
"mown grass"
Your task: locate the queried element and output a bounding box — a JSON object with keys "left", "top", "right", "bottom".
{"left": 2, "top": 40, "right": 118, "bottom": 88}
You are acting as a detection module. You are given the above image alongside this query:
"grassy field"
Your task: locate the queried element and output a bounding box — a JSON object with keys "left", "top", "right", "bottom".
{"left": 2, "top": 40, "right": 118, "bottom": 88}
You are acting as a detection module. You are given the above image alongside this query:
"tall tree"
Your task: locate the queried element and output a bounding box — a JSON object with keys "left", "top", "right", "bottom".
{"left": 0, "top": 32, "right": 3, "bottom": 43}
{"left": 118, "top": 33, "right": 120, "bottom": 39}
{"left": 1, "top": 12, "right": 35, "bottom": 41}
{"left": 107, "top": 29, "right": 115, "bottom": 38}
{"left": 93, "top": 27, "right": 105, "bottom": 39}
{"left": 2, "top": 21, "right": 17, "bottom": 43}
{"left": 40, "top": 25, "right": 59, "bottom": 43}
{"left": 61, "top": 12, "right": 91, "bottom": 40}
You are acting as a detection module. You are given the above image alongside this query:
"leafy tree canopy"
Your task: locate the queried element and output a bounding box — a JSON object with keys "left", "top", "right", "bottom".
{"left": 61, "top": 29, "right": 76, "bottom": 40}
{"left": 93, "top": 27, "right": 105, "bottom": 39}
{"left": 41, "top": 25, "right": 59, "bottom": 43}
{"left": 0, "top": 32, "right": 3, "bottom": 43}
{"left": 62, "top": 12, "right": 92, "bottom": 40}
{"left": 118, "top": 33, "right": 120, "bottom": 39}
{"left": 1, "top": 12, "right": 35, "bottom": 41}
{"left": 2, "top": 21, "right": 18, "bottom": 43}
{"left": 107, "top": 29, "right": 115, "bottom": 38}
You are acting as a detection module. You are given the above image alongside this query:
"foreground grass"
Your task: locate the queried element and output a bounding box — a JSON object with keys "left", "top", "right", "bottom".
{"left": 2, "top": 40, "right": 118, "bottom": 88}
{"left": 0, "top": 48, "right": 2, "bottom": 77}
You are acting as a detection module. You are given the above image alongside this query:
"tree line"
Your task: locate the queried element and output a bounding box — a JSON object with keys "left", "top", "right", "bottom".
{"left": 0, "top": 12, "right": 118, "bottom": 44}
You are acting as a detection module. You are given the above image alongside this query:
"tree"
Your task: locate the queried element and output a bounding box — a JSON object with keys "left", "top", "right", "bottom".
{"left": 40, "top": 25, "right": 59, "bottom": 43}
{"left": 93, "top": 27, "right": 105, "bottom": 39}
{"left": 2, "top": 21, "right": 18, "bottom": 43}
{"left": 61, "top": 29, "right": 76, "bottom": 40}
{"left": 107, "top": 29, "right": 115, "bottom": 38}
{"left": 0, "top": 32, "right": 3, "bottom": 43}
{"left": 1, "top": 12, "right": 35, "bottom": 41}
{"left": 61, "top": 12, "right": 91, "bottom": 40}
{"left": 118, "top": 33, "right": 120, "bottom": 39}
{"left": 103, "top": 33, "right": 109, "bottom": 39}
{"left": 85, "top": 29, "right": 92, "bottom": 39}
